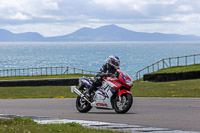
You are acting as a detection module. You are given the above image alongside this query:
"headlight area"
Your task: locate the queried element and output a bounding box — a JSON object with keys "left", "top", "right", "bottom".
{"left": 125, "top": 79, "right": 133, "bottom": 86}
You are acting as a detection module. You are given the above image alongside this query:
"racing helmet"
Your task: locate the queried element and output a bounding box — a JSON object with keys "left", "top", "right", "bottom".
{"left": 108, "top": 55, "right": 120, "bottom": 69}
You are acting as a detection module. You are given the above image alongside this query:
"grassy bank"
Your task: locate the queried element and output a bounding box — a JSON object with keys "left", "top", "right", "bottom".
{"left": 132, "top": 78, "right": 200, "bottom": 97}
{"left": 0, "top": 86, "right": 77, "bottom": 99}
{"left": 152, "top": 64, "right": 200, "bottom": 74}
{"left": 1, "top": 78, "right": 200, "bottom": 98}
{"left": 131, "top": 64, "right": 200, "bottom": 97}
{"left": 0, "top": 74, "right": 94, "bottom": 80}
{"left": 0, "top": 74, "right": 91, "bottom": 99}
{"left": 0, "top": 71, "right": 200, "bottom": 98}
{"left": 0, "top": 117, "right": 122, "bottom": 133}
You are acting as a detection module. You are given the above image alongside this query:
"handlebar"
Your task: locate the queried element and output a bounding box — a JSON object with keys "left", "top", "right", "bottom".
{"left": 97, "top": 73, "right": 116, "bottom": 78}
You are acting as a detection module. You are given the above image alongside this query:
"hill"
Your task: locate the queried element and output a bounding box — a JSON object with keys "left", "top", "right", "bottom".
{"left": 0, "top": 29, "right": 44, "bottom": 42}
{"left": 1, "top": 25, "right": 200, "bottom": 42}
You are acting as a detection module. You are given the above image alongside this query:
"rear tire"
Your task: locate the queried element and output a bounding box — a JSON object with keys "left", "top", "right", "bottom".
{"left": 113, "top": 93, "right": 133, "bottom": 114}
{"left": 76, "top": 96, "right": 92, "bottom": 113}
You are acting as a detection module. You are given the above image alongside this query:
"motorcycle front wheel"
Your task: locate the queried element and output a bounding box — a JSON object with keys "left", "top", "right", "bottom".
{"left": 113, "top": 93, "right": 133, "bottom": 114}
{"left": 76, "top": 96, "right": 92, "bottom": 113}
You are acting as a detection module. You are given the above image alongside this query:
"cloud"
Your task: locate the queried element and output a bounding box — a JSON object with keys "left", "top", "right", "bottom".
{"left": 11, "top": 12, "right": 31, "bottom": 20}
{"left": 0, "top": 0, "right": 59, "bottom": 20}
{"left": 176, "top": 5, "right": 193, "bottom": 12}
{"left": 1, "top": 0, "right": 200, "bottom": 36}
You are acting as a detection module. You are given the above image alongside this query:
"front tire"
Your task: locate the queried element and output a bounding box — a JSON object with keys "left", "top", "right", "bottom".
{"left": 113, "top": 93, "right": 133, "bottom": 114}
{"left": 76, "top": 96, "right": 92, "bottom": 113}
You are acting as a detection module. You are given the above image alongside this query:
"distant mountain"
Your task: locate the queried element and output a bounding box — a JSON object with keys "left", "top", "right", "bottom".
{"left": 0, "top": 29, "right": 44, "bottom": 42}
{"left": 1, "top": 25, "right": 200, "bottom": 42}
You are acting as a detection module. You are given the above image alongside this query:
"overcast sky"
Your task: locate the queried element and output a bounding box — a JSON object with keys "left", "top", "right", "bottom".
{"left": 0, "top": 0, "right": 200, "bottom": 37}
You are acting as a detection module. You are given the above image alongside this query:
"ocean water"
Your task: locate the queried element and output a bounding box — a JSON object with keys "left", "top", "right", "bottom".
{"left": 0, "top": 42, "right": 200, "bottom": 79}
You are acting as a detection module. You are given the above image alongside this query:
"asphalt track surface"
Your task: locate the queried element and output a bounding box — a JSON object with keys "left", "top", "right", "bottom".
{"left": 0, "top": 97, "right": 200, "bottom": 132}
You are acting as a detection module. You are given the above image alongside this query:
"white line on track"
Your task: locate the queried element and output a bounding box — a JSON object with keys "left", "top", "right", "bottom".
{"left": 0, "top": 114, "right": 199, "bottom": 133}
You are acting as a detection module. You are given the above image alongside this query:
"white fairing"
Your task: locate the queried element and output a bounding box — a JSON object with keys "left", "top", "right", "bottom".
{"left": 91, "top": 80, "right": 116, "bottom": 109}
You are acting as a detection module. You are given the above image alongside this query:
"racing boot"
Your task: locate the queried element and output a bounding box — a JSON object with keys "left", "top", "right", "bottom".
{"left": 85, "top": 85, "right": 95, "bottom": 100}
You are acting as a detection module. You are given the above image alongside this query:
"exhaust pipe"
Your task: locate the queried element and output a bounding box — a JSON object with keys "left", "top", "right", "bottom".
{"left": 73, "top": 88, "right": 91, "bottom": 104}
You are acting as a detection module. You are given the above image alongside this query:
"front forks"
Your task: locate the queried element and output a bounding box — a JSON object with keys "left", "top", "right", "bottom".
{"left": 118, "top": 89, "right": 122, "bottom": 102}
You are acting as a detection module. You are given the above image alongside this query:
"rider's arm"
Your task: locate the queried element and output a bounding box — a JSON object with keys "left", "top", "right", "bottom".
{"left": 96, "top": 63, "right": 107, "bottom": 77}
{"left": 99, "top": 63, "right": 108, "bottom": 73}
{"left": 97, "top": 63, "right": 117, "bottom": 77}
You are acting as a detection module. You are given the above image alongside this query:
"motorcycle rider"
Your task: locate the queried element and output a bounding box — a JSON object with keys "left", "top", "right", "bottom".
{"left": 85, "top": 55, "right": 120, "bottom": 97}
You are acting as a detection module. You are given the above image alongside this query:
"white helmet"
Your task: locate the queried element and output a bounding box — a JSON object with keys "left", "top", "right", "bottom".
{"left": 108, "top": 55, "right": 120, "bottom": 69}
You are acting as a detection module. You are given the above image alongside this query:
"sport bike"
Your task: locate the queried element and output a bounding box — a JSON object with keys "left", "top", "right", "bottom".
{"left": 73, "top": 70, "right": 133, "bottom": 114}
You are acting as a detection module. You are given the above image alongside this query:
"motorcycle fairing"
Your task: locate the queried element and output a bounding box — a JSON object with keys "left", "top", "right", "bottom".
{"left": 81, "top": 77, "right": 92, "bottom": 88}
{"left": 118, "top": 89, "right": 132, "bottom": 96}
{"left": 103, "top": 77, "right": 123, "bottom": 91}
{"left": 91, "top": 80, "right": 115, "bottom": 109}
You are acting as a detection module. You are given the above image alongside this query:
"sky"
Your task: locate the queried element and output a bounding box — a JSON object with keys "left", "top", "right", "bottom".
{"left": 0, "top": 0, "right": 200, "bottom": 37}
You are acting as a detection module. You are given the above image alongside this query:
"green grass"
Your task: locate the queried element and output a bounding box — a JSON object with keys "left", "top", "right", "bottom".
{"left": 132, "top": 64, "right": 200, "bottom": 97}
{"left": 0, "top": 117, "right": 122, "bottom": 133}
{"left": 0, "top": 71, "right": 200, "bottom": 98}
{"left": 1, "top": 78, "right": 200, "bottom": 99}
{"left": 0, "top": 86, "right": 77, "bottom": 99}
{"left": 0, "top": 74, "right": 94, "bottom": 80}
{"left": 152, "top": 64, "right": 200, "bottom": 74}
{"left": 132, "top": 78, "right": 200, "bottom": 97}
{"left": 0, "top": 74, "right": 94, "bottom": 99}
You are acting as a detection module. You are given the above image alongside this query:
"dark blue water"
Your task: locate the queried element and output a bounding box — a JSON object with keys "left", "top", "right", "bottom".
{"left": 0, "top": 42, "right": 200, "bottom": 78}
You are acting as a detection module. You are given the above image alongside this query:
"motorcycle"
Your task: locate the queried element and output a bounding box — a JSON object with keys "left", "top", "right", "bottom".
{"left": 73, "top": 70, "right": 133, "bottom": 114}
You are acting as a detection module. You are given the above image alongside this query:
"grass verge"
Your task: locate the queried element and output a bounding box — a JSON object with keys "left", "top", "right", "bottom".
{"left": 152, "top": 64, "right": 200, "bottom": 74}
{"left": 1, "top": 78, "right": 200, "bottom": 99}
{"left": 0, "top": 74, "right": 94, "bottom": 99}
{"left": 0, "top": 117, "right": 122, "bottom": 133}
{"left": 132, "top": 78, "right": 200, "bottom": 97}
{"left": 0, "top": 74, "right": 94, "bottom": 80}
{"left": 0, "top": 73, "right": 200, "bottom": 98}
{"left": 0, "top": 86, "right": 77, "bottom": 99}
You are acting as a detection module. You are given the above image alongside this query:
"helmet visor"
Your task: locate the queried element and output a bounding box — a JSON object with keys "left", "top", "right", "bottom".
{"left": 111, "top": 59, "right": 120, "bottom": 67}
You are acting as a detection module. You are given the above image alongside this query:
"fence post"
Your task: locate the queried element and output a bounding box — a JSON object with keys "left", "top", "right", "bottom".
{"left": 50, "top": 67, "right": 52, "bottom": 75}
{"left": 74, "top": 68, "right": 75, "bottom": 74}
{"left": 185, "top": 56, "right": 187, "bottom": 66}
{"left": 41, "top": 68, "right": 42, "bottom": 75}
{"left": 46, "top": 67, "right": 47, "bottom": 76}
{"left": 36, "top": 68, "right": 38, "bottom": 76}
{"left": 177, "top": 57, "right": 179, "bottom": 66}
{"left": 67, "top": 66, "right": 69, "bottom": 74}
{"left": 152, "top": 64, "right": 154, "bottom": 72}
{"left": 169, "top": 58, "right": 171, "bottom": 67}
{"left": 7, "top": 70, "right": 9, "bottom": 77}
{"left": 194, "top": 55, "right": 196, "bottom": 64}
{"left": 163, "top": 59, "right": 165, "bottom": 69}
{"left": 139, "top": 71, "right": 141, "bottom": 79}
{"left": 9, "top": 69, "right": 11, "bottom": 76}
{"left": 136, "top": 72, "right": 138, "bottom": 80}
{"left": 157, "top": 61, "right": 159, "bottom": 70}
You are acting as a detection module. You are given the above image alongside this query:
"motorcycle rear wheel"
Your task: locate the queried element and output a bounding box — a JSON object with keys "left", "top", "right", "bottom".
{"left": 76, "top": 96, "right": 92, "bottom": 113}
{"left": 113, "top": 93, "right": 133, "bottom": 114}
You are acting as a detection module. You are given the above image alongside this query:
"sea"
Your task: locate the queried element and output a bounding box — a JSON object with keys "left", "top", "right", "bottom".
{"left": 0, "top": 42, "right": 200, "bottom": 79}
